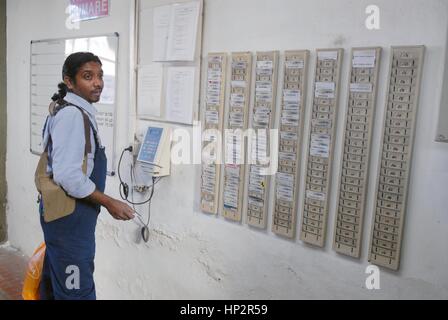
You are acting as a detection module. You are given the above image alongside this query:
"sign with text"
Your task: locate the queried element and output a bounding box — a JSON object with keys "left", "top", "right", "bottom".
{"left": 69, "top": 0, "right": 109, "bottom": 22}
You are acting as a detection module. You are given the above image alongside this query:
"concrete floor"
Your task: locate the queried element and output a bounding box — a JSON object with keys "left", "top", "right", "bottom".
{"left": 0, "top": 245, "right": 28, "bottom": 300}
{"left": 0, "top": 290, "right": 8, "bottom": 300}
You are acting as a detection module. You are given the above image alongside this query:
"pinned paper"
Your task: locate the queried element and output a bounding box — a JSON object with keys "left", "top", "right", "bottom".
{"left": 285, "top": 60, "right": 304, "bottom": 69}
{"left": 279, "top": 152, "right": 296, "bottom": 161}
{"left": 280, "top": 132, "right": 298, "bottom": 140}
{"left": 137, "top": 64, "right": 163, "bottom": 117}
{"left": 283, "top": 89, "right": 300, "bottom": 103}
{"left": 256, "top": 81, "right": 272, "bottom": 93}
{"left": 165, "top": 66, "right": 195, "bottom": 124}
{"left": 276, "top": 172, "right": 294, "bottom": 186}
{"left": 205, "top": 110, "right": 219, "bottom": 124}
{"left": 166, "top": 1, "right": 201, "bottom": 61}
{"left": 318, "top": 51, "right": 338, "bottom": 61}
{"left": 353, "top": 50, "right": 376, "bottom": 68}
{"left": 257, "top": 60, "right": 273, "bottom": 71}
{"left": 315, "top": 82, "right": 335, "bottom": 99}
{"left": 230, "top": 93, "right": 245, "bottom": 107}
{"left": 277, "top": 185, "right": 293, "bottom": 202}
{"left": 231, "top": 80, "right": 246, "bottom": 88}
{"left": 306, "top": 190, "right": 326, "bottom": 201}
{"left": 350, "top": 83, "right": 373, "bottom": 93}
{"left": 310, "top": 133, "right": 330, "bottom": 158}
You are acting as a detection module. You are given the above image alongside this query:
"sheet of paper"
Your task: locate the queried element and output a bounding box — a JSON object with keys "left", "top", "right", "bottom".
{"left": 223, "top": 164, "right": 240, "bottom": 209}
{"left": 230, "top": 93, "right": 245, "bottom": 107}
{"left": 231, "top": 80, "right": 246, "bottom": 88}
{"left": 306, "top": 190, "right": 326, "bottom": 201}
{"left": 279, "top": 151, "right": 296, "bottom": 161}
{"left": 137, "top": 64, "right": 163, "bottom": 117}
{"left": 153, "top": 5, "right": 172, "bottom": 62}
{"left": 353, "top": 49, "right": 376, "bottom": 68}
{"left": 229, "top": 111, "right": 244, "bottom": 127}
{"left": 276, "top": 172, "right": 294, "bottom": 186}
{"left": 285, "top": 60, "right": 304, "bottom": 69}
{"left": 166, "top": 1, "right": 200, "bottom": 61}
{"left": 225, "top": 133, "right": 243, "bottom": 164}
{"left": 248, "top": 196, "right": 263, "bottom": 207}
{"left": 280, "top": 132, "right": 297, "bottom": 140}
{"left": 318, "top": 51, "right": 338, "bottom": 61}
{"left": 310, "top": 133, "right": 330, "bottom": 158}
{"left": 281, "top": 110, "right": 300, "bottom": 126}
{"left": 277, "top": 185, "right": 293, "bottom": 202}
{"left": 283, "top": 89, "right": 300, "bottom": 103}
{"left": 251, "top": 131, "right": 268, "bottom": 162}
{"left": 350, "top": 83, "right": 373, "bottom": 93}
{"left": 165, "top": 66, "right": 195, "bottom": 124}
{"left": 205, "top": 110, "right": 219, "bottom": 124}
{"left": 315, "top": 82, "right": 335, "bottom": 99}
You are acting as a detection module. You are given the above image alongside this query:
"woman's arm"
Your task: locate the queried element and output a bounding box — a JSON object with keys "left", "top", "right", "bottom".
{"left": 84, "top": 190, "right": 135, "bottom": 220}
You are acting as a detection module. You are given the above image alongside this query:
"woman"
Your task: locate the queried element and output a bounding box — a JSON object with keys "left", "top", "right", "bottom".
{"left": 39, "top": 52, "right": 135, "bottom": 300}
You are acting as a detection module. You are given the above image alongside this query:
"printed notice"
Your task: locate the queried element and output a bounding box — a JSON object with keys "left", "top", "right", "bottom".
{"left": 231, "top": 80, "right": 246, "bottom": 88}
{"left": 350, "top": 83, "right": 373, "bottom": 93}
{"left": 310, "top": 133, "right": 330, "bottom": 158}
{"left": 165, "top": 66, "right": 195, "bottom": 124}
{"left": 166, "top": 1, "right": 200, "bottom": 61}
{"left": 318, "top": 51, "right": 338, "bottom": 61}
{"left": 283, "top": 89, "right": 300, "bottom": 103}
{"left": 315, "top": 82, "right": 335, "bottom": 99}
{"left": 137, "top": 64, "right": 163, "bottom": 117}
{"left": 285, "top": 60, "right": 304, "bottom": 69}
{"left": 306, "top": 190, "right": 326, "bottom": 201}
{"left": 353, "top": 49, "right": 376, "bottom": 68}
{"left": 152, "top": 5, "right": 171, "bottom": 62}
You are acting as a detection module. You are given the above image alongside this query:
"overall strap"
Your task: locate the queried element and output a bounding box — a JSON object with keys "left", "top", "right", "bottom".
{"left": 43, "top": 101, "right": 93, "bottom": 156}
{"left": 67, "top": 103, "right": 100, "bottom": 150}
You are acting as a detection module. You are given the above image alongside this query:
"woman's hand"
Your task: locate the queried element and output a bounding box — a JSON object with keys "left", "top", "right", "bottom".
{"left": 84, "top": 190, "right": 135, "bottom": 220}
{"left": 105, "top": 198, "right": 135, "bottom": 220}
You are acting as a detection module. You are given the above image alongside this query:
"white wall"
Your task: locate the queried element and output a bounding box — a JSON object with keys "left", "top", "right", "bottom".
{"left": 6, "top": 0, "right": 448, "bottom": 299}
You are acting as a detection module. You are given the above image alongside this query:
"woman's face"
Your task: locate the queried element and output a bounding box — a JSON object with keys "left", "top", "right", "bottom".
{"left": 65, "top": 61, "right": 104, "bottom": 103}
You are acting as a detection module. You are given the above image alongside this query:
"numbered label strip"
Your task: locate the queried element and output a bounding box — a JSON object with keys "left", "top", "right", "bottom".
{"left": 246, "top": 51, "right": 279, "bottom": 228}
{"left": 222, "top": 52, "right": 253, "bottom": 221}
{"left": 300, "top": 48, "right": 343, "bottom": 247}
{"left": 201, "top": 53, "right": 227, "bottom": 214}
{"left": 272, "top": 50, "right": 309, "bottom": 238}
{"left": 333, "top": 47, "right": 382, "bottom": 257}
{"left": 368, "top": 46, "right": 425, "bottom": 270}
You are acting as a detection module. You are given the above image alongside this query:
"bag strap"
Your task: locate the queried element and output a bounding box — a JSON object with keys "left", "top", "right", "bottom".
{"left": 43, "top": 100, "right": 93, "bottom": 156}
{"left": 80, "top": 107, "right": 92, "bottom": 154}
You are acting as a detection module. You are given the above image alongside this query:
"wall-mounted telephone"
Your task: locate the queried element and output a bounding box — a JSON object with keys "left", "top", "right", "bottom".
{"left": 117, "top": 126, "right": 172, "bottom": 243}
{"left": 136, "top": 126, "right": 171, "bottom": 177}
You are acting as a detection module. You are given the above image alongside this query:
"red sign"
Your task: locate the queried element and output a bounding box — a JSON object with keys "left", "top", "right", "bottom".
{"left": 70, "top": 0, "right": 109, "bottom": 21}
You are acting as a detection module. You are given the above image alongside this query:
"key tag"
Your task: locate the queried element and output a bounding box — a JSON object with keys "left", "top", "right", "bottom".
{"left": 141, "top": 226, "right": 149, "bottom": 243}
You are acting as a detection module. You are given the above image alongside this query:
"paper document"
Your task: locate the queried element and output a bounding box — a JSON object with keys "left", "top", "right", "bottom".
{"left": 166, "top": 1, "right": 200, "bottom": 61}
{"left": 353, "top": 49, "right": 376, "bottom": 68}
{"left": 350, "top": 83, "right": 373, "bottom": 93}
{"left": 315, "top": 82, "right": 335, "bottom": 99}
{"left": 165, "top": 66, "right": 195, "bottom": 124}
{"left": 153, "top": 5, "right": 172, "bottom": 62}
{"left": 137, "top": 64, "right": 163, "bottom": 117}
{"left": 310, "top": 133, "right": 330, "bottom": 158}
